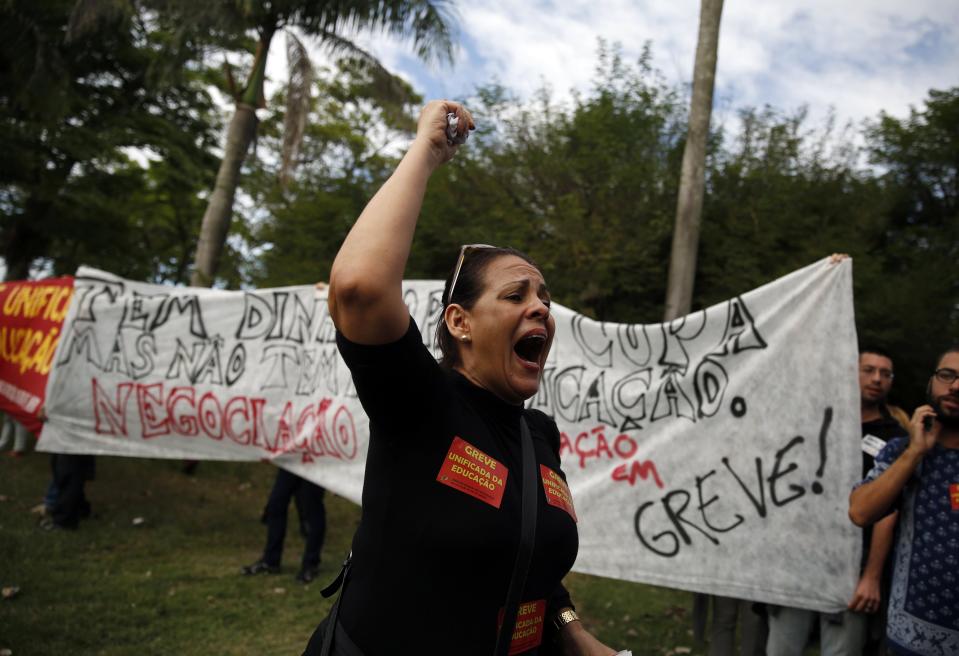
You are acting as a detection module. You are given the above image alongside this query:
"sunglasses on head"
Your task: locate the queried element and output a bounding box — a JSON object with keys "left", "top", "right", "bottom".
{"left": 446, "top": 243, "right": 496, "bottom": 305}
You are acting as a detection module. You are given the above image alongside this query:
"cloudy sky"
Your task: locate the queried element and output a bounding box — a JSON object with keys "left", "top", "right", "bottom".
{"left": 280, "top": 0, "right": 958, "bottom": 132}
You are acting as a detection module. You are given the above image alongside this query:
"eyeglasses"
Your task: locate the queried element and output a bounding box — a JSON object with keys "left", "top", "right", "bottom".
{"left": 934, "top": 368, "right": 959, "bottom": 384}
{"left": 446, "top": 243, "right": 495, "bottom": 305}
{"left": 860, "top": 365, "right": 894, "bottom": 380}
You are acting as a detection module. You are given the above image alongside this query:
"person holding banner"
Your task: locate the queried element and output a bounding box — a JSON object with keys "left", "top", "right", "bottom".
{"left": 306, "top": 101, "right": 620, "bottom": 656}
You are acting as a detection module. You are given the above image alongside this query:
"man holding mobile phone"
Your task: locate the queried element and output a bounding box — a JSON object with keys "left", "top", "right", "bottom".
{"left": 849, "top": 345, "right": 959, "bottom": 655}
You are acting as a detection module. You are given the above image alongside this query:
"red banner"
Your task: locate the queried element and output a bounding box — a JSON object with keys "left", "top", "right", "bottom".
{"left": 0, "top": 277, "right": 74, "bottom": 435}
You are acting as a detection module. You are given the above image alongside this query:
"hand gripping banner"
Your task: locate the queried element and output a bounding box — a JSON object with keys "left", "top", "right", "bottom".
{"left": 40, "top": 259, "right": 860, "bottom": 612}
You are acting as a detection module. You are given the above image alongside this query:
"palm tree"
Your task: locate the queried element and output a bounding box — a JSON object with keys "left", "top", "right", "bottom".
{"left": 663, "top": 0, "right": 723, "bottom": 321}
{"left": 154, "top": 1, "right": 456, "bottom": 287}
{"left": 666, "top": 1, "right": 725, "bottom": 643}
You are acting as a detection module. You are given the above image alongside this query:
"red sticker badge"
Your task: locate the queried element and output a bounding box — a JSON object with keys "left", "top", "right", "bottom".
{"left": 436, "top": 437, "right": 508, "bottom": 508}
{"left": 497, "top": 599, "right": 545, "bottom": 655}
{"left": 540, "top": 465, "right": 577, "bottom": 522}
{"left": 950, "top": 483, "right": 959, "bottom": 511}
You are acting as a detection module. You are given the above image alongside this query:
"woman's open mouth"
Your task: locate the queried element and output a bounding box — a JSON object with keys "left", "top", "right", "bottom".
{"left": 513, "top": 332, "right": 547, "bottom": 368}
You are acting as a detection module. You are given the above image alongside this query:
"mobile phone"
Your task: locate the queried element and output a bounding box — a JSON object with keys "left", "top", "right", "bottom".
{"left": 923, "top": 412, "right": 938, "bottom": 431}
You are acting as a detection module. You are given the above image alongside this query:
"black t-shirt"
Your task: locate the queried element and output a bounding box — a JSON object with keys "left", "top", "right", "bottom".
{"left": 335, "top": 318, "right": 578, "bottom": 655}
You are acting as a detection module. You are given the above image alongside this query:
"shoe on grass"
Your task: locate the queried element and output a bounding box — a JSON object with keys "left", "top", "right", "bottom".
{"left": 242, "top": 559, "right": 280, "bottom": 576}
{"left": 39, "top": 518, "right": 73, "bottom": 531}
{"left": 295, "top": 565, "right": 319, "bottom": 584}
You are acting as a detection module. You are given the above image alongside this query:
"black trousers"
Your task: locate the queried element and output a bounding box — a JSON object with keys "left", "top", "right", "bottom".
{"left": 262, "top": 468, "right": 326, "bottom": 568}
{"left": 51, "top": 454, "right": 94, "bottom": 529}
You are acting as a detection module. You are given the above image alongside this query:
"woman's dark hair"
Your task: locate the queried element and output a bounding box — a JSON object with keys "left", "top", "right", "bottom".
{"left": 434, "top": 246, "right": 541, "bottom": 369}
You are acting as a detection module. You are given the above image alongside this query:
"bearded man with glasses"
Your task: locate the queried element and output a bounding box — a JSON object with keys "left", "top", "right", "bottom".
{"left": 849, "top": 346, "right": 959, "bottom": 655}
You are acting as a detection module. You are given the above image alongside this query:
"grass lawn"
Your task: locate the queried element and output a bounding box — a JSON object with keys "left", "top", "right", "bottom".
{"left": 1, "top": 451, "right": 707, "bottom": 655}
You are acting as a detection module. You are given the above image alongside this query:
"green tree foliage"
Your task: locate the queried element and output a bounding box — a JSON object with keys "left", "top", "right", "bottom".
{"left": 0, "top": 0, "right": 222, "bottom": 283}
{"left": 415, "top": 43, "right": 687, "bottom": 322}
{"left": 146, "top": 0, "right": 455, "bottom": 287}
{"left": 696, "top": 93, "right": 955, "bottom": 407}
{"left": 860, "top": 89, "right": 959, "bottom": 405}
{"left": 242, "top": 59, "right": 421, "bottom": 288}
{"left": 46, "top": 158, "right": 225, "bottom": 284}
{"left": 698, "top": 106, "right": 888, "bottom": 301}
{"left": 246, "top": 42, "right": 955, "bottom": 407}
{"left": 243, "top": 41, "right": 687, "bottom": 319}
{"left": 3, "top": 11, "right": 954, "bottom": 408}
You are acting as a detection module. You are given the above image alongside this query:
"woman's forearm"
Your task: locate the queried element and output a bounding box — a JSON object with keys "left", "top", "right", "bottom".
{"left": 329, "top": 101, "right": 470, "bottom": 344}
{"left": 329, "top": 141, "right": 435, "bottom": 338}
{"left": 333, "top": 140, "right": 439, "bottom": 283}
{"left": 556, "top": 614, "right": 617, "bottom": 656}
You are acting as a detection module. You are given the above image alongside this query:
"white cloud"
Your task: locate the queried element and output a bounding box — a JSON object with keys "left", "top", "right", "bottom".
{"left": 716, "top": 0, "right": 959, "bottom": 122}
{"left": 265, "top": 0, "right": 958, "bottom": 130}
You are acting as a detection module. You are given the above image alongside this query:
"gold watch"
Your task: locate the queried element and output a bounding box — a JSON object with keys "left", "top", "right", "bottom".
{"left": 553, "top": 608, "right": 580, "bottom": 632}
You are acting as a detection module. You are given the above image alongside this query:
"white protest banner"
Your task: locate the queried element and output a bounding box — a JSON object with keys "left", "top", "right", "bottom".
{"left": 554, "top": 257, "right": 860, "bottom": 613}
{"left": 40, "top": 258, "right": 860, "bottom": 612}
{"left": 40, "top": 268, "right": 368, "bottom": 502}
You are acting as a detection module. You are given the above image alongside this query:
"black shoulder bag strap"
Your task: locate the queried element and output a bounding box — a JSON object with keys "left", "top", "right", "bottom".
{"left": 314, "top": 552, "right": 352, "bottom": 656}
{"left": 494, "top": 416, "right": 539, "bottom": 656}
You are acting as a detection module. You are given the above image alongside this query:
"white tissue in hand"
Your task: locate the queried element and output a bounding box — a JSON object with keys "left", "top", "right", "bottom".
{"left": 446, "top": 112, "right": 468, "bottom": 145}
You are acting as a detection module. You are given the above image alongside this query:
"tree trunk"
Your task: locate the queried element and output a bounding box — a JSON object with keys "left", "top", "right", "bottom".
{"left": 190, "top": 28, "right": 274, "bottom": 288}
{"left": 190, "top": 104, "right": 258, "bottom": 287}
{"left": 663, "top": 0, "right": 724, "bottom": 321}
{"left": 2, "top": 219, "right": 41, "bottom": 281}
{"left": 3, "top": 157, "right": 77, "bottom": 281}
{"left": 3, "top": 249, "right": 34, "bottom": 281}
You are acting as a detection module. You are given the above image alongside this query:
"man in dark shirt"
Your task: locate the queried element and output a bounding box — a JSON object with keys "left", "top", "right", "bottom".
{"left": 767, "top": 348, "right": 907, "bottom": 655}
{"left": 855, "top": 348, "right": 909, "bottom": 653}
